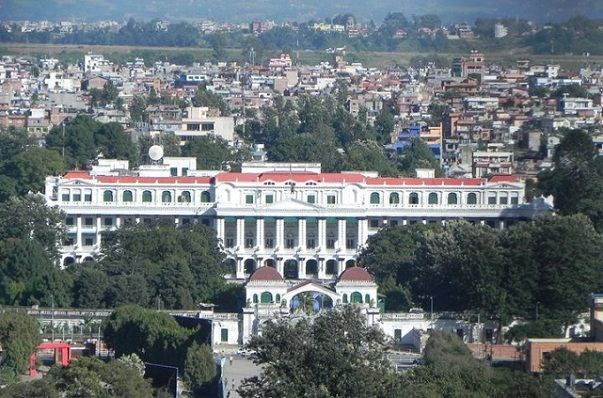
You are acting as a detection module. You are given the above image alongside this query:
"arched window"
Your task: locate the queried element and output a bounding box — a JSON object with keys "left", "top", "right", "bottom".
{"left": 162, "top": 191, "right": 172, "bottom": 203}
{"left": 200, "top": 191, "right": 211, "bottom": 203}
{"left": 467, "top": 193, "right": 477, "bottom": 205}
{"left": 370, "top": 192, "right": 380, "bottom": 204}
{"left": 103, "top": 190, "right": 114, "bottom": 202}
{"left": 260, "top": 291, "right": 273, "bottom": 304}
{"left": 428, "top": 193, "right": 438, "bottom": 205}
{"left": 142, "top": 190, "right": 152, "bottom": 202}
{"left": 122, "top": 190, "right": 133, "bottom": 202}
{"left": 447, "top": 193, "right": 458, "bottom": 205}
{"left": 275, "top": 294, "right": 281, "bottom": 303}
{"left": 326, "top": 260, "right": 337, "bottom": 275}
{"left": 409, "top": 192, "right": 419, "bottom": 205}
{"left": 342, "top": 294, "right": 348, "bottom": 304}
{"left": 351, "top": 292, "right": 363, "bottom": 303}
{"left": 252, "top": 294, "right": 258, "bottom": 304}
{"left": 179, "top": 191, "right": 191, "bottom": 203}
{"left": 389, "top": 192, "right": 400, "bottom": 205}
{"left": 365, "top": 294, "right": 371, "bottom": 304}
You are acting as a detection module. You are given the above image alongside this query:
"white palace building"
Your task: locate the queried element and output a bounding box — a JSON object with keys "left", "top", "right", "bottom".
{"left": 45, "top": 156, "right": 549, "bottom": 279}
{"left": 44, "top": 156, "right": 551, "bottom": 346}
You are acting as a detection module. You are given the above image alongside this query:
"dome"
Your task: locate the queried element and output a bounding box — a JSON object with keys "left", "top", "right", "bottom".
{"left": 249, "top": 266, "right": 284, "bottom": 282}
{"left": 338, "top": 267, "right": 374, "bottom": 282}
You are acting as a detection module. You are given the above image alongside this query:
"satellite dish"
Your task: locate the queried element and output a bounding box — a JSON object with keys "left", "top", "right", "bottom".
{"left": 148, "top": 145, "right": 164, "bottom": 162}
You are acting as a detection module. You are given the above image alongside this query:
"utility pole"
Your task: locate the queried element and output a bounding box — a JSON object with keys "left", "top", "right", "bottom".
{"left": 430, "top": 296, "right": 434, "bottom": 320}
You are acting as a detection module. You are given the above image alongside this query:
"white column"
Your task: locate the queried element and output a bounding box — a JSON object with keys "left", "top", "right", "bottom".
{"left": 498, "top": 220, "right": 505, "bottom": 230}
{"left": 276, "top": 218, "right": 284, "bottom": 249}
{"left": 115, "top": 216, "right": 122, "bottom": 228}
{"left": 337, "top": 219, "right": 346, "bottom": 250}
{"left": 236, "top": 258, "right": 245, "bottom": 279}
{"left": 216, "top": 218, "right": 225, "bottom": 244}
{"left": 338, "top": 258, "right": 345, "bottom": 276}
{"left": 256, "top": 218, "right": 264, "bottom": 249}
{"left": 317, "top": 258, "right": 326, "bottom": 279}
{"left": 402, "top": 219, "right": 408, "bottom": 226}
{"left": 298, "top": 258, "right": 305, "bottom": 279}
{"left": 318, "top": 218, "right": 327, "bottom": 249}
{"left": 96, "top": 217, "right": 102, "bottom": 247}
{"left": 236, "top": 218, "right": 245, "bottom": 249}
{"left": 298, "top": 218, "right": 306, "bottom": 249}
{"left": 357, "top": 219, "right": 368, "bottom": 247}
{"left": 276, "top": 257, "right": 284, "bottom": 276}
{"left": 76, "top": 216, "right": 82, "bottom": 248}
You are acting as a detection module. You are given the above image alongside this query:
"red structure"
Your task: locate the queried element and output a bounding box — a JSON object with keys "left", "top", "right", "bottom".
{"left": 29, "top": 342, "right": 71, "bottom": 376}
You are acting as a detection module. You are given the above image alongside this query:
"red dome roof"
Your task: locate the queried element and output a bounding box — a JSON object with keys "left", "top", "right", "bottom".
{"left": 249, "top": 266, "right": 284, "bottom": 282}
{"left": 338, "top": 267, "right": 374, "bottom": 282}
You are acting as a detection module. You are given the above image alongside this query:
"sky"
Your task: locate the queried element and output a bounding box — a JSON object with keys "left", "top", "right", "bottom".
{"left": 0, "top": 0, "right": 600, "bottom": 23}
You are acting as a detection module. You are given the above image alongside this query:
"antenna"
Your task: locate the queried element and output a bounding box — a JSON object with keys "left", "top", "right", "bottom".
{"left": 148, "top": 145, "right": 164, "bottom": 163}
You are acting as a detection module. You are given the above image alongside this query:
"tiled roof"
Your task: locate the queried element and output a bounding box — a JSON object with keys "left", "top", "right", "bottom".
{"left": 249, "top": 266, "right": 283, "bottom": 282}
{"left": 338, "top": 267, "right": 374, "bottom": 282}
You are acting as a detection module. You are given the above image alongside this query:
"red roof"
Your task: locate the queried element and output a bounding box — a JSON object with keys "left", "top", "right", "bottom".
{"left": 338, "top": 267, "right": 374, "bottom": 282}
{"left": 488, "top": 175, "right": 519, "bottom": 183}
{"left": 249, "top": 266, "right": 283, "bottom": 282}
{"left": 61, "top": 170, "right": 491, "bottom": 187}
{"left": 96, "top": 176, "right": 212, "bottom": 184}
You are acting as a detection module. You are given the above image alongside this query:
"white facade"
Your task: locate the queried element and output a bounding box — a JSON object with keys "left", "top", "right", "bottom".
{"left": 44, "top": 159, "right": 549, "bottom": 275}
{"left": 175, "top": 106, "right": 235, "bottom": 143}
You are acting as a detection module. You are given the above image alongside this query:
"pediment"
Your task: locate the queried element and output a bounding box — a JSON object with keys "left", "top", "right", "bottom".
{"left": 263, "top": 198, "right": 322, "bottom": 211}
{"left": 286, "top": 281, "right": 338, "bottom": 298}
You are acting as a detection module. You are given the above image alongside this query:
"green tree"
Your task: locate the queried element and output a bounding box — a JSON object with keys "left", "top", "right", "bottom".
{"left": 3, "top": 147, "right": 64, "bottom": 195}
{"left": 539, "top": 129, "right": 603, "bottom": 230}
{"left": 100, "top": 223, "right": 226, "bottom": 308}
{"left": 46, "top": 115, "right": 101, "bottom": 169}
{"left": 238, "top": 306, "right": 401, "bottom": 397}
{"left": 183, "top": 343, "right": 217, "bottom": 396}
{"left": 0, "top": 238, "right": 71, "bottom": 307}
{"left": 344, "top": 139, "right": 398, "bottom": 176}
{"left": 93, "top": 122, "right": 137, "bottom": 162}
{"left": 70, "top": 266, "right": 109, "bottom": 308}
{"left": 0, "top": 311, "right": 41, "bottom": 376}
{"left": 397, "top": 137, "right": 441, "bottom": 176}
{"left": 182, "top": 135, "right": 247, "bottom": 170}
{"left": 129, "top": 95, "right": 148, "bottom": 123}
{"left": 0, "top": 379, "right": 59, "bottom": 398}
{"left": 0, "top": 196, "right": 65, "bottom": 260}
{"left": 191, "top": 85, "right": 228, "bottom": 115}
{"left": 47, "top": 356, "right": 154, "bottom": 398}
{"left": 102, "top": 305, "right": 194, "bottom": 368}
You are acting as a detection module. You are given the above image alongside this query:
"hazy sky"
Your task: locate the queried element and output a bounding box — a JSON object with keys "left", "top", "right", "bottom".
{"left": 0, "top": 0, "right": 600, "bottom": 23}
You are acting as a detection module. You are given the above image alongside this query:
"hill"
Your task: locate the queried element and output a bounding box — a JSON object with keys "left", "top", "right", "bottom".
{"left": 0, "top": 0, "right": 601, "bottom": 24}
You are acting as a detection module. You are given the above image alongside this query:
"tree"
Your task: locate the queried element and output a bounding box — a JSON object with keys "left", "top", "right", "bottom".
{"left": 181, "top": 135, "right": 246, "bottom": 170}
{"left": 191, "top": 85, "right": 228, "bottom": 115}
{"left": 504, "top": 319, "right": 564, "bottom": 343}
{"left": 70, "top": 266, "right": 109, "bottom": 308}
{"left": 183, "top": 343, "right": 217, "bottom": 396}
{"left": 401, "top": 332, "right": 553, "bottom": 398}
{"left": 238, "top": 306, "right": 401, "bottom": 397}
{"left": 3, "top": 147, "right": 64, "bottom": 195}
{"left": 539, "top": 129, "right": 603, "bottom": 230}
{"left": 413, "top": 221, "right": 505, "bottom": 315}
{"left": 129, "top": 95, "right": 147, "bottom": 123}
{"left": 344, "top": 140, "right": 398, "bottom": 176}
{"left": 93, "top": 122, "right": 137, "bottom": 162}
{"left": 0, "top": 195, "right": 65, "bottom": 260}
{"left": 47, "top": 356, "right": 154, "bottom": 398}
{"left": 45, "top": 115, "right": 101, "bottom": 169}
{"left": 100, "top": 223, "right": 226, "bottom": 309}
{"left": 0, "top": 311, "right": 41, "bottom": 376}
{"left": 102, "top": 305, "right": 194, "bottom": 368}
{"left": 0, "top": 238, "right": 71, "bottom": 307}
{"left": 397, "top": 137, "right": 441, "bottom": 176}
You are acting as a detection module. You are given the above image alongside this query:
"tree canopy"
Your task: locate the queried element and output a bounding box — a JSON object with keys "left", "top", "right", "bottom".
{"left": 238, "top": 306, "right": 401, "bottom": 397}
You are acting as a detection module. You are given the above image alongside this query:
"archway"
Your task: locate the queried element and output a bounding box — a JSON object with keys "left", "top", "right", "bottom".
{"left": 289, "top": 292, "right": 334, "bottom": 314}
{"left": 82, "top": 256, "right": 95, "bottom": 264}
{"left": 264, "top": 258, "right": 276, "bottom": 268}
{"left": 284, "top": 259, "right": 298, "bottom": 279}
{"left": 305, "top": 259, "right": 318, "bottom": 277}
{"left": 345, "top": 259, "right": 356, "bottom": 269}
{"left": 326, "top": 259, "right": 337, "bottom": 276}
{"left": 62, "top": 257, "right": 75, "bottom": 267}
{"left": 223, "top": 258, "right": 236, "bottom": 275}
{"left": 244, "top": 258, "right": 256, "bottom": 274}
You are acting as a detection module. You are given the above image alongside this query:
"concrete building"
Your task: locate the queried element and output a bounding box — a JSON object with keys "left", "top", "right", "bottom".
{"left": 45, "top": 158, "right": 549, "bottom": 273}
